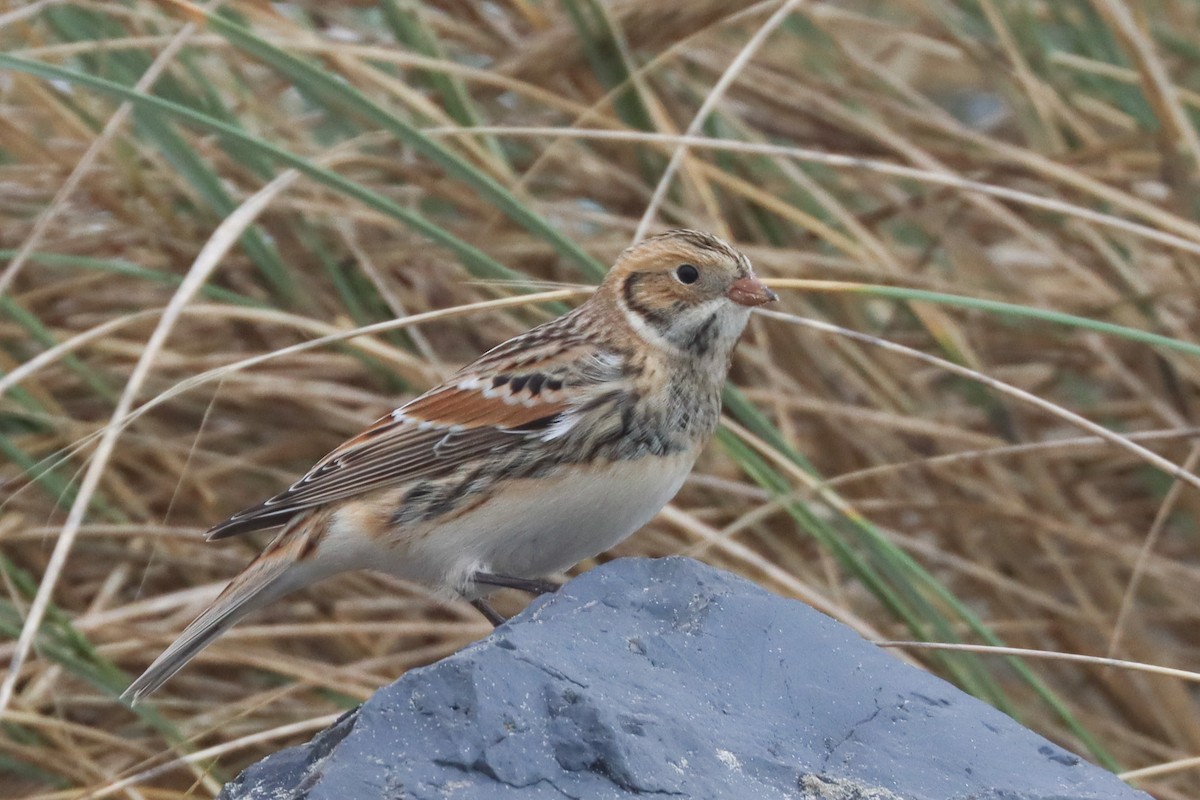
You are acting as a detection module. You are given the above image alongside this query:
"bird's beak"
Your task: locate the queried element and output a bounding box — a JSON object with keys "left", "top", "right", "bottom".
{"left": 727, "top": 275, "right": 778, "bottom": 307}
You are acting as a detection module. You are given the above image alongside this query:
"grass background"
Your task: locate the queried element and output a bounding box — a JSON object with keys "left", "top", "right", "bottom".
{"left": 2, "top": 0, "right": 1200, "bottom": 797}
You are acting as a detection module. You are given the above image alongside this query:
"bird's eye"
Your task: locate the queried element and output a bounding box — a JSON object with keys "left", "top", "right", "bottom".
{"left": 675, "top": 264, "right": 700, "bottom": 284}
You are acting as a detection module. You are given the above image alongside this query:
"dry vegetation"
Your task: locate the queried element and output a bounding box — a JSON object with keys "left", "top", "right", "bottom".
{"left": 2, "top": 0, "right": 1200, "bottom": 797}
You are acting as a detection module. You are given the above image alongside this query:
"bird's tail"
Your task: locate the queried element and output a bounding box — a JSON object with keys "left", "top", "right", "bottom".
{"left": 122, "top": 511, "right": 328, "bottom": 703}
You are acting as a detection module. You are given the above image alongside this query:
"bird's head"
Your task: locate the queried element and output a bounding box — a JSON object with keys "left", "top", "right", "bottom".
{"left": 599, "top": 229, "right": 776, "bottom": 359}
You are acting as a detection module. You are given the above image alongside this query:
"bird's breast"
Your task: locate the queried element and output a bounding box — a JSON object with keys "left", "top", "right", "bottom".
{"left": 396, "top": 449, "right": 700, "bottom": 589}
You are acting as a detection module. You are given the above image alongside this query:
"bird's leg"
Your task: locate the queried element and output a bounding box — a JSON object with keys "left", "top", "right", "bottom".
{"left": 470, "top": 598, "right": 507, "bottom": 628}
{"left": 468, "top": 573, "right": 559, "bottom": 627}
{"left": 472, "top": 572, "right": 560, "bottom": 596}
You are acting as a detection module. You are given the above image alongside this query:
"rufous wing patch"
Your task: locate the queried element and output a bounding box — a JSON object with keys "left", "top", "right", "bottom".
{"left": 400, "top": 377, "right": 570, "bottom": 430}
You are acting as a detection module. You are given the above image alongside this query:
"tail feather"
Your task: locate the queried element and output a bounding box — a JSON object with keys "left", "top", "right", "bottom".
{"left": 123, "top": 514, "right": 324, "bottom": 703}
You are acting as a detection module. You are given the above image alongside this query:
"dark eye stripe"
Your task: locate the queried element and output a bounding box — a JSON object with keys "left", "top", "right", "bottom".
{"left": 622, "top": 271, "right": 672, "bottom": 329}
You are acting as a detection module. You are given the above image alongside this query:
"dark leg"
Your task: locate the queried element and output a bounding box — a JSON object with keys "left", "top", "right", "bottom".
{"left": 471, "top": 598, "right": 507, "bottom": 627}
{"left": 472, "top": 572, "right": 560, "bottom": 596}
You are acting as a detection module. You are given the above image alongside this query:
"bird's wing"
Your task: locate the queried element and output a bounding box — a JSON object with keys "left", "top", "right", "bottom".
{"left": 206, "top": 331, "right": 623, "bottom": 539}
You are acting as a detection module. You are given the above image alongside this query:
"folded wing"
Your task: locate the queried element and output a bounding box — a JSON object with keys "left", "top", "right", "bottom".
{"left": 206, "top": 337, "right": 621, "bottom": 539}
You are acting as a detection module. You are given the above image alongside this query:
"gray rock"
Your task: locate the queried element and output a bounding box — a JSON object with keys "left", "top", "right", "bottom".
{"left": 219, "top": 557, "right": 1147, "bottom": 800}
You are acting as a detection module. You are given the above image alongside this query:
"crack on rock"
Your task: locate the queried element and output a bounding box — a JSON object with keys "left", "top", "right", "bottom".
{"left": 512, "top": 651, "right": 588, "bottom": 689}
{"left": 821, "top": 696, "right": 884, "bottom": 770}
{"left": 431, "top": 758, "right": 580, "bottom": 798}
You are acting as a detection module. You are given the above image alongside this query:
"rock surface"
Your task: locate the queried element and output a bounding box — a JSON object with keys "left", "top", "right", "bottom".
{"left": 220, "top": 557, "right": 1147, "bottom": 799}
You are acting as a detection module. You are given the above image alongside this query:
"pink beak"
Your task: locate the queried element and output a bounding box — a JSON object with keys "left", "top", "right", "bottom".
{"left": 727, "top": 275, "right": 778, "bottom": 307}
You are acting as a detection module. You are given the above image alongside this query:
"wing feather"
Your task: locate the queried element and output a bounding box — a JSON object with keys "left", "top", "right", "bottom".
{"left": 207, "top": 334, "right": 622, "bottom": 540}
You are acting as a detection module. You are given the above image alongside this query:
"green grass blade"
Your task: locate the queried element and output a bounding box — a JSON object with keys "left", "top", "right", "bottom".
{"left": 802, "top": 281, "right": 1200, "bottom": 359}
{"left": 560, "top": 0, "right": 655, "bottom": 133}
{"left": 0, "top": 249, "right": 261, "bottom": 306}
{"left": 379, "top": 0, "right": 510, "bottom": 170}
{"left": 0, "top": 297, "right": 116, "bottom": 401}
{"left": 0, "top": 435, "right": 79, "bottom": 510}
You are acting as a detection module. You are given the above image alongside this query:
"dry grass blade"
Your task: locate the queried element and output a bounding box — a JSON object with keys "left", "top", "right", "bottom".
{"left": 819, "top": 428, "right": 1200, "bottom": 492}
{"left": 876, "top": 642, "right": 1200, "bottom": 686}
{"left": 1107, "top": 443, "right": 1200, "bottom": 658}
{"left": 1093, "top": 0, "right": 1200, "bottom": 169}
{"left": 1122, "top": 756, "right": 1200, "bottom": 783}
{"left": 634, "top": 0, "right": 805, "bottom": 241}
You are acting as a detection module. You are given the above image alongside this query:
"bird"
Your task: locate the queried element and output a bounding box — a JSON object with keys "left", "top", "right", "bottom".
{"left": 122, "top": 229, "right": 776, "bottom": 702}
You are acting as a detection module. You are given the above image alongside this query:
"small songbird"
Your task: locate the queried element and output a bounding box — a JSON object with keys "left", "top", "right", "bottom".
{"left": 123, "top": 229, "right": 775, "bottom": 701}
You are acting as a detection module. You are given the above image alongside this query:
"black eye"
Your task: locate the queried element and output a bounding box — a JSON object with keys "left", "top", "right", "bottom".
{"left": 675, "top": 264, "right": 700, "bottom": 284}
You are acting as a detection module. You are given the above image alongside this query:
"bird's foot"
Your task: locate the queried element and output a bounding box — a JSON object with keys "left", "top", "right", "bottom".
{"left": 472, "top": 572, "right": 560, "bottom": 596}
